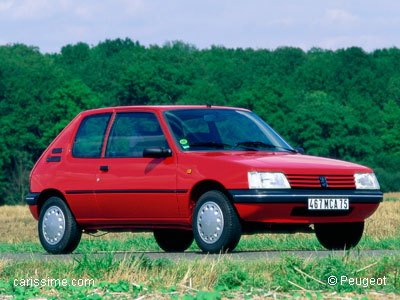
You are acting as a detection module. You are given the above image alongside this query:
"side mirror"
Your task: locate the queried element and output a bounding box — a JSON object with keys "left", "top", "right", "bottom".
{"left": 294, "top": 147, "right": 305, "bottom": 154}
{"left": 143, "top": 147, "right": 172, "bottom": 158}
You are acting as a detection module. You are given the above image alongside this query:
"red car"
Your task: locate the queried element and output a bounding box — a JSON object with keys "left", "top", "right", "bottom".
{"left": 26, "top": 106, "right": 382, "bottom": 254}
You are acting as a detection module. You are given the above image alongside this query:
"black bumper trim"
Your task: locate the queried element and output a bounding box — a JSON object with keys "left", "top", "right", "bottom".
{"left": 228, "top": 189, "right": 383, "bottom": 204}
{"left": 25, "top": 193, "right": 40, "bottom": 205}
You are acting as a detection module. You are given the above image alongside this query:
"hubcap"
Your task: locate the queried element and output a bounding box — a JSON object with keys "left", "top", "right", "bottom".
{"left": 197, "top": 201, "right": 224, "bottom": 244}
{"left": 42, "top": 206, "right": 65, "bottom": 245}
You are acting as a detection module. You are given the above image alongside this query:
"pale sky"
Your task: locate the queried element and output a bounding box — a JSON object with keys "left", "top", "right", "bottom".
{"left": 1, "top": 0, "right": 400, "bottom": 53}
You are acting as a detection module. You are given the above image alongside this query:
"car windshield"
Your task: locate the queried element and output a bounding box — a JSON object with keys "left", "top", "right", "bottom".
{"left": 163, "top": 109, "right": 294, "bottom": 152}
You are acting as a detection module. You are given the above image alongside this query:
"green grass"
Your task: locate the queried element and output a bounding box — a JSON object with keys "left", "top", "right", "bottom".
{"left": 0, "top": 252, "right": 399, "bottom": 299}
{"left": 1, "top": 204, "right": 399, "bottom": 298}
{"left": 385, "top": 197, "right": 400, "bottom": 202}
{"left": 2, "top": 233, "right": 400, "bottom": 254}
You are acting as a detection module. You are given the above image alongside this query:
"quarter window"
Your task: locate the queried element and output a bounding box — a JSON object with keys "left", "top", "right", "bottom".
{"left": 105, "top": 112, "right": 169, "bottom": 158}
{"left": 72, "top": 113, "right": 111, "bottom": 158}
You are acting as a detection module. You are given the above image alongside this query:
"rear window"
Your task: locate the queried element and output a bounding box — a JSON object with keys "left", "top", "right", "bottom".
{"left": 72, "top": 113, "right": 112, "bottom": 158}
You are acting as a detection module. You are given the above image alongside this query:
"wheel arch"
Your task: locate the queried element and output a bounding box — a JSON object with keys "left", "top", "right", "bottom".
{"left": 190, "top": 180, "right": 233, "bottom": 205}
{"left": 37, "top": 189, "right": 69, "bottom": 215}
{"left": 189, "top": 180, "right": 242, "bottom": 221}
{"left": 190, "top": 180, "right": 242, "bottom": 253}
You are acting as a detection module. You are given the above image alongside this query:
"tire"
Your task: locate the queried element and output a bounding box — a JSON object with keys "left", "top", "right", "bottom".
{"left": 153, "top": 229, "right": 194, "bottom": 252}
{"left": 38, "top": 196, "right": 82, "bottom": 254}
{"left": 315, "top": 222, "right": 364, "bottom": 250}
{"left": 192, "top": 190, "right": 242, "bottom": 253}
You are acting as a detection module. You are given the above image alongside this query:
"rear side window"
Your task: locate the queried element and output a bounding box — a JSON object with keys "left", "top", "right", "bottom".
{"left": 105, "top": 112, "right": 169, "bottom": 158}
{"left": 72, "top": 113, "right": 112, "bottom": 158}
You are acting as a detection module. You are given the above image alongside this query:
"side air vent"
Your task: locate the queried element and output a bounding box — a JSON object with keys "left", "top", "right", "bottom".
{"left": 46, "top": 156, "right": 61, "bottom": 162}
{"left": 52, "top": 148, "right": 63, "bottom": 154}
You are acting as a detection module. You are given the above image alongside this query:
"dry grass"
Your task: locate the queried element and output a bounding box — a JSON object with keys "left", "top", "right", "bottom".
{"left": 0, "top": 205, "right": 37, "bottom": 243}
{"left": 1, "top": 199, "right": 399, "bottom": 299}
{"left": 1, "top": 255, "right": 399, "bottom": 299}
{"left": 0, "top": 197, "right": 399, "bottom": 244}
{"left": 384, "top": 192, "right": 400, "bottom": 201}
{"left": 0, "top": 258, "right": 8, "bottom": 272}
{"left": 365, "top": 199, "right": 400, "bottom": 238}
{"left": 98, "top": 255, "right": 225, "bottom": 289}
{"left": 0, "top": 205, "right": 134, "bottom": 243}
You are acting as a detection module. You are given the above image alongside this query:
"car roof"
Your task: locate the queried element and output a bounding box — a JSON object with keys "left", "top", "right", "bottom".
{"left": 79, "top": 105, "right": 251, "bottom": 116}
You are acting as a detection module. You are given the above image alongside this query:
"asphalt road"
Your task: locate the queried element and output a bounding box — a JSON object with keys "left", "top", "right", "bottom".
{"left": 1, "top": 250, "right": 399, "bottom": 262}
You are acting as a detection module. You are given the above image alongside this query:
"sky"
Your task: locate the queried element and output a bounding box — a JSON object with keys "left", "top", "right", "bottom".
{"left": 1, "top": 0, "right": 400, "bottom": 53}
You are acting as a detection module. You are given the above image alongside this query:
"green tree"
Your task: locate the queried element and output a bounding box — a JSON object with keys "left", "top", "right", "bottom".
{"left": 1, "top": 40, "right": 400, "bottom": 203}
{"left": 40, "top": 79, "right": 102, "bottom": 145}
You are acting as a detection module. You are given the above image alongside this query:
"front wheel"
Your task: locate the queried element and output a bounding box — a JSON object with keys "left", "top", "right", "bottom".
{"left": 154, "top": 229, "right": 194, "bottom": 252}
{"left": 192, "top": 190, "right": 242, "bottom": 253}
{"left": 315, "top": 222, "right": 364, "bottom": 250}
{"left": 38, "top": 196, "right": 82, "bottom": 254}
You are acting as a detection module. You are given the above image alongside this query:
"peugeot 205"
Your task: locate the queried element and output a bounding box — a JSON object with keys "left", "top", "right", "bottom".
{"left": 26, "top": 106, "right": 382, "bottom": 254}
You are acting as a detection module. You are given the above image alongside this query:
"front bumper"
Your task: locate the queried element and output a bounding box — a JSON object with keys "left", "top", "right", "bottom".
{"left": 228, "top": 189, "right": 383, "bottom": 204}
{"left": 25, "top": 193, "right": 40, "bottom": 220}
{"left": 228, "top": 189, "right": 382, "bottom": 223}
{"left": 25, "top": 193, "right": 40, "bottom": 205}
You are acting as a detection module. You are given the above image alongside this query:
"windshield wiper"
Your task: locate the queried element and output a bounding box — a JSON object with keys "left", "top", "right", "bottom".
{"left": 234, "top": 141, "right": 297, "bottom": 153}
{"left": 189, "top": 142, "right": 233, "bottom": 149}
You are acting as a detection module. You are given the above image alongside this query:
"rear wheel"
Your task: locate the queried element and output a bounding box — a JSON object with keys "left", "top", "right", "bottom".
{"left": 154, "top": 229, "right": 194, "bottom": 252}
{"left": 193, "top": 190, "right": 241, "bottom": 253}
{"left": 315, "top": 222, "right": 364, "bottom": 250}
{"left": 38, "top": 196, "right": 82, "bottom": 254}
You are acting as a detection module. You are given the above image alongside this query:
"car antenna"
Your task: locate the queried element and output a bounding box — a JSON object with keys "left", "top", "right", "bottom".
{"left": 206, "top": 103, "right": 212, "bottom": 108}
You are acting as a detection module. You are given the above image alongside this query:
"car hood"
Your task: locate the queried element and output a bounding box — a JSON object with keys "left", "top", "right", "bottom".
{"left": 188, "top": 151, "right": 372, "bottom": 175}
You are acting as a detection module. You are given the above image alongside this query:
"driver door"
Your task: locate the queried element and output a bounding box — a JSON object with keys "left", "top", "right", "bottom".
{"left": 95, "top": 111, "right": 180, "bottom": 220}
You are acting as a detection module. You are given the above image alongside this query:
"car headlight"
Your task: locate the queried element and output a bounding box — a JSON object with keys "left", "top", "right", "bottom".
{"left": 354, "top": 173, "right": 380, "bottom": 190}
{"left": 248, "top": 172, "right": 291, "bottom": 189}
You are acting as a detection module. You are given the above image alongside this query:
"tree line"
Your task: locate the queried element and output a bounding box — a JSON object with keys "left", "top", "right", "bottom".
{"left": 0, "top": 38, "right": 399, "bottom": 204}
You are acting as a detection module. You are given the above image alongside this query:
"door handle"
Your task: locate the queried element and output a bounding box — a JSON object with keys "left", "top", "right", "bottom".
{"left": 100, "top": 165, "right": 109, "bottom": 172}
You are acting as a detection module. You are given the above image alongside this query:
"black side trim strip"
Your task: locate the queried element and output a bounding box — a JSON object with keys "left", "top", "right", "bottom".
{"left": 52, "top": 148, "right": 63, "bottom": 154}
{"left": 46, "top": 156, "right": 61, "bottom": 162}
{"left": 229, "top": 189, "right": 383, "bottom": 204}
{"left": 26, "top": 193, "right": 40, "bottom": 205}
{"left": 66, "top": 190, "right": 94, "bottom": 194}
{"left": 66, "top": 189, "right": 188, "bottom": 195}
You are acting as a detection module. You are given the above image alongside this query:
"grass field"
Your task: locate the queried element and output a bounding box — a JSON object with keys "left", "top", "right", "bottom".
{"left": 1, "top": 253, "right": 400, "bottom": 299}
{"left": 0, "top": 194, "right": 399, "bottom": 299}
{"left": 1, "top": 193, "right": 399, "bottom": 253}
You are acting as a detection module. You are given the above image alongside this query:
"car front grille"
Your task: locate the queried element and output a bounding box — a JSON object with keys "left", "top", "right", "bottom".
{"left": 286, "top": 174, "right": 355, "bottom": 189}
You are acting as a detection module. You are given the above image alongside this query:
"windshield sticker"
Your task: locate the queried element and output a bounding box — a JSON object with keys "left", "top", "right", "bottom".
{"left": 179, "top": 139, "right": 188, "bottom": 145}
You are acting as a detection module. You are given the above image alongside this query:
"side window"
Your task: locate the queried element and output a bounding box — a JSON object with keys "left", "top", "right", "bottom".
{"left": 72, "top": 113, "right": 111, "bottom": 158}
{"left": 105, "top": 112, "right": 169, "bottom": 158}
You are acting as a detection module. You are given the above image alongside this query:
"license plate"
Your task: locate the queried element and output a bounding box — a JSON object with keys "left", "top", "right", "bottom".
{"left": 308, "top": 198, "right": 349, "bottom": 210}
